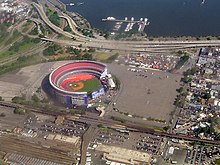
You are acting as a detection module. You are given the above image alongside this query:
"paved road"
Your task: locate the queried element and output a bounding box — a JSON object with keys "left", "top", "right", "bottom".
{"left": 33, "top": 2, "right": 220, "bottom": 52}
{"left": 79, "top": 126, "right": 98, "bottom": 165}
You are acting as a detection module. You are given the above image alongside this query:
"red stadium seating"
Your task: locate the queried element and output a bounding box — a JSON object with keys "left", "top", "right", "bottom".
{"left": 51, "top": 61, "right": 106, "bottom": 86}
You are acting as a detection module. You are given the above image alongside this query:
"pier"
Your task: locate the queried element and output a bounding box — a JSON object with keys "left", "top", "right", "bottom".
{"left": 102, "top": 17, "right": 150, "bottom": 32}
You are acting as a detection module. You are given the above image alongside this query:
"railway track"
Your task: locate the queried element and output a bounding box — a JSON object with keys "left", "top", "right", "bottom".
{"left": 0, "top": 135, "right": 73, "bottom": 165}
{"left": 1, "top": 101, "right": 220, "bottom": 145}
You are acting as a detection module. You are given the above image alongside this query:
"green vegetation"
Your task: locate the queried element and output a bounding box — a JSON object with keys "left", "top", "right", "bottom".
{"left": 0, "top": 23, "right": 10, "bottom": 46}
{"left": 14, "top": 107, "right": 25, "bottom": 115}
{"left": 176, "top": 50, "right": 184, "bottom": 56}
{"left": 12, "top": 95, "right": 27, "bottom": 104}
{"left": 215, "top": 159, "right": 220, "bottom": 165}
{"left": 4, "top": 29, "right": 22, "bottom": 46}
{"left": 0, "top": 96, "right": 3, "bottom": 101}
{"left": 77, "top": 28, "right": 93, "bottom": 37}
{"left": 163, "top": 126, "right": 170, "bottom": 131}
{"left": 32, "top": 94, "right": 40, "bottom": 102}
{"left": 88, "top": 48, "right": 96, "bottom": 53}
{"left": 115, "top": 31, "right": 139, "bottom": 40}
{"left": 70, "top": 109, "right": 85, "bottom": 115}
{"left": 63, "top": 25, "right": 72, "bottom": 32}
{"left": 0, "top": 36, "right": 41, "bottom": 60}
{"left": 73, "top": 78, "right": 102, "bottom": 93}
{"left": 46, "top": 8, "right": 61, "bottom": 27}
{"left": 111, "top": 116, "right": 127, "bottom": 123}
{"left": 147, "top": 117, "right": 166, "bottom": 123}
{"left": 174, "top": 54, "right": 189, "bottom": 70}
{"left": 22, "top": 20, "right": 33, "bottom": 33}
{"left": 180, "top": 67, "right": 197, "bottom": 84}
{"left": 43, "top": 43, "right": 62, "bottom": 56}
{"left": 0, "top": 54, "right": 45, "bottom": 75}
{"left": 183, "top": 67, "right": 197, "bottom": 76}
{"left": 95, "top": 28, "right": 110, "bottom": 39}
{"left": 29, "top": 26, "right": 38, "bottom": 35}
{"left": 66, "top": 47, "right": 82, "bottom": 55}
{"left": 105, "top": 53, "right": 119, "bottom": 63}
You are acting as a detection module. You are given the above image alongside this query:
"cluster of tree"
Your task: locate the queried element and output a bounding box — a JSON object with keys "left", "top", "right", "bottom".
{"left": 180, "top": 68, "right": 197, "bottom": 84}
{"left": 94, "top": 28, "right": 110, "bottom": 39}
{"left": 174, "top": 54, "right": 189, "bottom": 70}
{"left": 70, "top": 109, "right": 85, "bottom": 115}
{"left": 0, "top": 23, "right": 10, "bottom": 44}
{"left": 43, "top": 43, "right": 62, "bottom": 56}
{"left": 114, "top": 31, "right": 139, "bottom": 40}
{"left": 77, "top": 28, "right": 93, "bottom": 37}
{"left": 105, "top": 53, "right": 119, "bottom": 63}
{"left": 183, "top": 67, "right": 197, "bottom": 77}
{"left": 147, "top": 117, "right": 166, "bottom": 123}
{"left": 46, "top": 8, "right": 60, "bottom": 27}
{"left": 63, "top": 25, "right": 71, "bottom": 32}
{"left": 194, "top": 117, "right": 220, "bottom": 140}
{"left": 66, "top": 47, "right": 82, "bottom": 55}
{"left": 29, "top": 26, "right": 38, "bottom": 35}
{"left": 12, "top": 95, "right": 27, "bottom": 104}
{"left": 4, "top": 30, "right": 21, "bottom": 46}
{"left": 8, "top": 36, "right": 41, "bottom": 52}
{"left": 174, "top": 86, "right": 188, "bottom": 108}
{"left": 48, "top": 52, "right": 93, "bottom": 62}
{"left": 32, "top": 94, "right": 40, "bottom": 102}
{"left": 110, "top": 116, "right": 127, "bottom": 123}
{"left": 14, "top": 107, "right": 25, "bottom": 115}
{"left": 0, "top": 54, "right": 45, "bottom": 75}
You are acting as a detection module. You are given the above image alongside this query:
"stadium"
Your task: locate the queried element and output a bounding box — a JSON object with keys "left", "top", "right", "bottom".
{"left": 49, "top": 60, "right": 108, "bottom": 106}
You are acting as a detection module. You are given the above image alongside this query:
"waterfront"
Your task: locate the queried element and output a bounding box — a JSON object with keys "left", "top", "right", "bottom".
{"left": 61, "top": 0, "right": 220, "bottom": 37}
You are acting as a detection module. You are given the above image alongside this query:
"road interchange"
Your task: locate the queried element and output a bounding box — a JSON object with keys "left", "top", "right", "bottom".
{"left": 33, "top": 2, "right": 220, "bottom": 52}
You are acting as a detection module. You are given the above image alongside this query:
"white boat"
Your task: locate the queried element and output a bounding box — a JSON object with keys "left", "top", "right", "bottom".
{"left": 107, "top": 17, "right": 116, "bottom": 20}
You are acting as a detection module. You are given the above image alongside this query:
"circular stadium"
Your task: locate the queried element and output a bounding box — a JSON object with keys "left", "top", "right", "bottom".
{"left": 49, "top": 60, "right": 108, "bottom": 106}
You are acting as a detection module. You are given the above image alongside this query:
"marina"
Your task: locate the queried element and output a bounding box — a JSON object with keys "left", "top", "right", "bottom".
{"left": 63, "top": 0, "right": 220, "bottom": 36}
{"left": 102, "top": 17, "right": 150, "bottom": 32}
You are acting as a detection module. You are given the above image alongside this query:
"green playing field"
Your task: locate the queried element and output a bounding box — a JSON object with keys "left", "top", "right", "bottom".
{"left": 69, "top": 78, "right": 102, "bottom": 93}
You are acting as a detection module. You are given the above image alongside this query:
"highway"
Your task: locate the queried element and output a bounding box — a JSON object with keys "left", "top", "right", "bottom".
{"left": 32, "top": 2, "right": 220, "bottom": 52}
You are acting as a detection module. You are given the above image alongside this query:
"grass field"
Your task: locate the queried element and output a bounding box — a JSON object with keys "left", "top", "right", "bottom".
{"left": 69, "top": 78, "right": 101, "bottom": 93}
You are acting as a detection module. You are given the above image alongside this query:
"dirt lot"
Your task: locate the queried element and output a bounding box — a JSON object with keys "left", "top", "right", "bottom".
{"left": 107, "top": 63, "right": 181, "bottom": 125}
{"left": 0, "top": 105, "right": 26, "bottom": 130}
{"left": 0, "top": 62, "right": 68, "bottom": 101}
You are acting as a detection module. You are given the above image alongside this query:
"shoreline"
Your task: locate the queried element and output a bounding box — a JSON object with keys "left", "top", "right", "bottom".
{"left": 48, "top": 0, "right": 220, "bottom": 39}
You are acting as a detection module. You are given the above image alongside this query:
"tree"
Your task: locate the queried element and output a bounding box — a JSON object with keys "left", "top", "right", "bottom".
{"left": 32, "top": 94, "right": 40, "bottom": 102}
{"left": 176, "top": 87, "right": 184, "bottom": 93}
{"left": 64, "top": 25, "right": 71, "bottom": 32}
{"left": 0, "top": 96, "right": 3, "bottom": 101}
{"left": 14, "top": 107, "right": 25, "bottom": 115}
{"left": 203, "top": 93, "right": 211, "bottom": 100}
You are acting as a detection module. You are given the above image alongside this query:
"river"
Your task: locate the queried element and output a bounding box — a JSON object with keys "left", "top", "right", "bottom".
{"left": 61, "top": 0, "right": 220, "bottom": 37}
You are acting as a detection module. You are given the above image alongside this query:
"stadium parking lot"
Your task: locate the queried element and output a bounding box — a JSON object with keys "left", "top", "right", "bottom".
{"left": 89, "top": 128, "right": 163, "bottom": 156}
{"left": 107, "top": 63, "right": 181, "bottom": 125}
